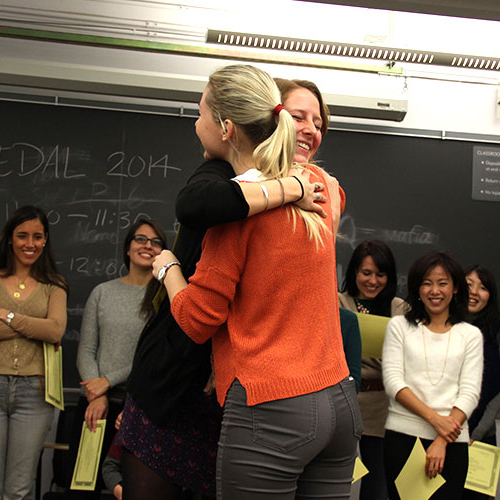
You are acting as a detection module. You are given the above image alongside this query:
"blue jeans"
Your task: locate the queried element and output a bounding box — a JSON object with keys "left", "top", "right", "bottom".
{"left": 216, "top": 378, "right": 362, "bottom": 499}
{"left": 0, "top": 375, "right": 54, "bottom": 500}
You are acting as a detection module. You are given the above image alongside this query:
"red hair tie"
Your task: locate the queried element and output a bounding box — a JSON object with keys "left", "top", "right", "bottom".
{"left": 273, "top": 104, "right": 285, "bottom": 116}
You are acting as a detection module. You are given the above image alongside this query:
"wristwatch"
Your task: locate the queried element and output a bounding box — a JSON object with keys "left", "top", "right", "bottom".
{"left": 5, "top": 311, "right": 15, "bottom": 326}
{"left": 157, "top": 261, "right": 181, "bottom": 284}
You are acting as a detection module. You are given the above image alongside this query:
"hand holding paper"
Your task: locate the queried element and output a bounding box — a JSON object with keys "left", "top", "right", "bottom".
{"left": 395, "top": 437, "right": 445, "bottom": 500}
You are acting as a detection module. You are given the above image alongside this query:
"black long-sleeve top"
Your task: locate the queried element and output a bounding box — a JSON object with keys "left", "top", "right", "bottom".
{"left": 127, "top": 159, "right": 249, "bottom": 426}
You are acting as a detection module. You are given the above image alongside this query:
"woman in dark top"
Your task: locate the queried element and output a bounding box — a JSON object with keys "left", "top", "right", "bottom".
{"left": 465, "top": 265, "right": 500, "bottom": 436}
{"left": 463, "top": 265, "right": 500, "bottom": 500}
{"left": 120, "top": 78, "right": 335, "bottom": 500}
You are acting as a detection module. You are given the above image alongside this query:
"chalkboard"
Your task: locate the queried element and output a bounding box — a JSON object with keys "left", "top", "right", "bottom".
{"left": 1, "top": 100, "right": 498, "bottom": 388}
{"left": 322, "top": 131, "right": 500, "bottom": 298}
{"left": 0, "top": 100, "right": 200, "bottom": 387}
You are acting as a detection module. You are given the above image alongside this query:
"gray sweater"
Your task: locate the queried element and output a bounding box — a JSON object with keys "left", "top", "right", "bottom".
{"left": 471, "top": 391, "right": 500, "bottom": 441}
{"left": 76, "top": 278, "right": 147, "bottom": 389}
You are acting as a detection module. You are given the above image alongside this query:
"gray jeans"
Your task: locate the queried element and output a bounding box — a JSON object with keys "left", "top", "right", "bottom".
{"left": 0, "top": 375, "right": 54, "bottom": 500}
{"left": 216, "top": 377, "right": 362, "bottom": 499}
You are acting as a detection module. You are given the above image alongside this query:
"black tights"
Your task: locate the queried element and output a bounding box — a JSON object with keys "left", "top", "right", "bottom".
{"left": 121, "top": 449, "right": 212, "bottom": 500}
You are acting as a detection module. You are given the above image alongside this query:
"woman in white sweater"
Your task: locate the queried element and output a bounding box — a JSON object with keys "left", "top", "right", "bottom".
{"left": 382, "top": 251, "right": 483, "bottom": 500}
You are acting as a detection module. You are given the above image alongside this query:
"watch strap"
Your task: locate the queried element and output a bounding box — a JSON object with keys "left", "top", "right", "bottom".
{"left": 157, "top": 261, "right": 181, "bottom": 283}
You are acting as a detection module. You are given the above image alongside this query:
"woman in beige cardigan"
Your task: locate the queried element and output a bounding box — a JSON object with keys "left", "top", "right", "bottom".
{"left": 0, "top": 205, "right": 67, "bottom": 500}
{"left": 339, "top": 240, "right": 406, "bottom": 500}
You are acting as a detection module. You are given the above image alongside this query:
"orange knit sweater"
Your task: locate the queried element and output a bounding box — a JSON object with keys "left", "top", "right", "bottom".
{"left": 171, "top": 167, "right": 349, "bottom": 406}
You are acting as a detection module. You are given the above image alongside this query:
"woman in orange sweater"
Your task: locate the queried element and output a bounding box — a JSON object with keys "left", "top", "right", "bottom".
{"left": 153, "top": 64, "right": 361, "bottom": 499}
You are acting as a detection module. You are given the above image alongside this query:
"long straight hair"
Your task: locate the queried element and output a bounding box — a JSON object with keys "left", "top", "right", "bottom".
{"left": 465, "top": 264, "right": 500, "bottom": 343}
{"left": 121, "top": 217, "right": 168, "bottom": 319}
{"left": 206, "top": 64, "right": 328, "bottom": 245}
{"left": 0, "top": 205, "right": 68, "bottom": 292}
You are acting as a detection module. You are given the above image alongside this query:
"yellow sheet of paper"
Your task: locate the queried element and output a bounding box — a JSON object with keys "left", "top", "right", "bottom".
{"left": 352, "top": 457, "right": 369, "bottom": 483}
{"left": 43, "top": 342, "right": 64, "bottom": 410}
{"left": 465, "top": 441, "right": 500, "bottom": 496}
{"left": 355, "top": 312, "right": 390, "bottom": 358}
{"left": 395, "top": 437, "right": 446, "bottom": 500}
{"left": 70, "top": 420, "right": 106, "bottom": 491}
{"left": 152, "top": 285, "right": 166, "bottom": 313}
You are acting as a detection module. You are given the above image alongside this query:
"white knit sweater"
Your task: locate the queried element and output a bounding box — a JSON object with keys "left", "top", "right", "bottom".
{"left": 382, "top": 315, "right": 483, "bottom": 442}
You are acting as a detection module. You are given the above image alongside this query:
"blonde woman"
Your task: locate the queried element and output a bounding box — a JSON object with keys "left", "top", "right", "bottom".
{"left": 155, "top": 64, "right": 361, "bottom": 499}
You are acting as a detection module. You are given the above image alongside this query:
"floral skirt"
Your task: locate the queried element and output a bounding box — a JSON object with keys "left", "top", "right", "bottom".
{"left": 117, "top": 392, "right": 222, "bottom": 498}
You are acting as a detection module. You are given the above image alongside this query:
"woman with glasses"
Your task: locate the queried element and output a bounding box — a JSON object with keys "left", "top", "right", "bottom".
{"left": 67, "top": 218, "right": 167, "bottom": 499}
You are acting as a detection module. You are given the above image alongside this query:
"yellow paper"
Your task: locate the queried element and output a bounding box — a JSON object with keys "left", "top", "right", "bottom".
{"left": 43, "top": 342, "right": 64, "bottom": 410}
{"left": 70, "top": 419, "right": 106, "bottom": 490}
{"left": 152, "top": 285, "right": 166, "bottom": 313}
{"left": 355, "top": 312, "right": 390, "bottom": 358}
{"left": 394, "top": 437, "right": 446, "bottom": 500}
{"left": 465, "top": 441, "right": 500, "bottom": 496}
{"left": 352, "top": 457, "right": 369, "bottom": 483}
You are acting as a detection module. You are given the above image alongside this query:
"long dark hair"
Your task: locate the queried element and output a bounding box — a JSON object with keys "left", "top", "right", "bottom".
{"left": 405, "top": 251, "right": 468, "bottom": 326}
{"left": 464, "top": 264, "right": 500, "bottom": 342}
{"left": 0, "top": 205, "right": 68, "bottom": 292}
{"left": 340, "top": 240, "right": 398, "bottom": 316}
{"left": 123, "top": 218, "right": 167, "bottom": 271}
{"left": 122, "top": 218, "right": 167, "bottom": 319}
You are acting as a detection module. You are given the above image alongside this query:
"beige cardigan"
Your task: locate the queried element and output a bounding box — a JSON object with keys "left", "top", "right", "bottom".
{"left": 0, "top": 281, "right": 67, "bottom": 376}
{"left": 339, "top": 292, "right": 407, "bottom": 437}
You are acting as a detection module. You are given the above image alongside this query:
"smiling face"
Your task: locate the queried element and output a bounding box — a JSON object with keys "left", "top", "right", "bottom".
{"left": 466, "top": 270, "right": 490, "bottom": 315}
{"left": 283, "top": 87, "right": 323, "bottom": 163}
{"left": 127, "top": 224, "right": 162, "bottom": 270}
{"left": 10, "top": 218, "right": 47, "bottom": 270}
{"left": 355, "top": 255, "right": 388, "bottom": 300}
{"left": 419, "top": 265, "right": 457, "bottom": 321}
{"left": 195, "top": 86, "right": 227, "bottom": 161}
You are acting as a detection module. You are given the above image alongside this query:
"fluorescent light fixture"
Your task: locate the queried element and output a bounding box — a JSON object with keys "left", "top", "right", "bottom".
{"left": 206, "top": 30, "right": 500, "bottom": 71}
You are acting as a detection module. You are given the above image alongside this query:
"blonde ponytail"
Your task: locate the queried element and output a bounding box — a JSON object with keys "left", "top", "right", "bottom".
{"left": 207, "top": 65, "right": 328, "bottom": 246}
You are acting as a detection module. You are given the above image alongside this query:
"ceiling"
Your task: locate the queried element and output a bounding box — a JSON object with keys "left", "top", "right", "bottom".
{"left": 300, "top": 0, "right": 500, "bottom": 21}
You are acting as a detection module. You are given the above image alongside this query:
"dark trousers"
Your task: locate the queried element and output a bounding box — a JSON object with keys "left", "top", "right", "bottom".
{"left": 359, "top": 435, "right": 388, "bottom": 500}
{"left": 384, "top": 430, "right": 469, "bottom": 500}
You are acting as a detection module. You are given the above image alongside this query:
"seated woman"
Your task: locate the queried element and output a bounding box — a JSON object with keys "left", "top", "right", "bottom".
{"left": 156, "top": 64, "right": 360, "bottom": 499}
{"left": 382, "top": 251, "right": 483, "bottom": 499}
{"left": 0, "top": 205, "right": 67, "bottom": 500}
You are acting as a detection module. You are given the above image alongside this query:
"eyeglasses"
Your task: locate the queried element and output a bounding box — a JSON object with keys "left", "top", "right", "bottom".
{"left": 132, "top": 234, "right": 164, "bottom": 249}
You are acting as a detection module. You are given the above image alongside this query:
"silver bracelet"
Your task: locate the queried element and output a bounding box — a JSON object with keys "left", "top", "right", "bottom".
{"left": 259, "top": 183, "right": 269, "bottom": 211}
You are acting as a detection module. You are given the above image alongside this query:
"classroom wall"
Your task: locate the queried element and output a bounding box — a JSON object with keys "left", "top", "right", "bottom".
{"left": 1, "top": 35, "right": 499, "bottom": 138}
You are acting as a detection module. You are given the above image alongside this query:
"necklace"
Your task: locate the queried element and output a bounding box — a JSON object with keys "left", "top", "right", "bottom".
{"left": 13, "top": 274, "right": 30, "bottom": 299}
{"left": 421, "top": 324, "right": 451, "bottom": 386}
{"left": 355, "top": 299, "right": 370, "bottom": 314}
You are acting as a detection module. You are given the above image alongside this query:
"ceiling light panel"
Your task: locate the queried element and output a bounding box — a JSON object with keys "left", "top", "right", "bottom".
{"left": 206, "top": 30, "right": 500, "bottom": 71}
